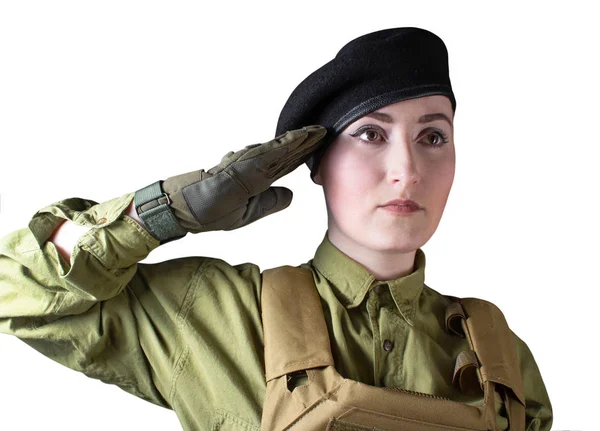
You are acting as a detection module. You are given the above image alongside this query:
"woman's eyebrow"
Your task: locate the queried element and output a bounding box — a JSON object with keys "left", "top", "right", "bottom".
{"left": 419, "top": 113, "right": 453, "bottom": 127}
{"left": 365, "top": 111, "right": 453, "bottom": 127}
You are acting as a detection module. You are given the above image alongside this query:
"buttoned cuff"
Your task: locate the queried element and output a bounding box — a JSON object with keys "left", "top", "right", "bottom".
{"left": 27, "top": 193, "right": 161, "bottom": 299}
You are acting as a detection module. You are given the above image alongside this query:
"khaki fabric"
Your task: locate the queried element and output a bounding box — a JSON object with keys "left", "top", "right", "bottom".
{"left": 0, "top": 193, "right": 553, "bottom": 430}
{"left": 262, "top": 266, "right": 335, "bottom": 382}
{"left": 261, "top": 266, "right": 525, "bottom": 431}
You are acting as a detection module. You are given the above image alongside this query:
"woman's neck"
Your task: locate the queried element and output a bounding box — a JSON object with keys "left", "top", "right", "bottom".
{"left": 327, "top": 229, "right": 417, "bottom": 282}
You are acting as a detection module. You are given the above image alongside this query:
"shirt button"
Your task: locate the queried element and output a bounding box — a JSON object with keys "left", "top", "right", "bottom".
{"left": 383, "top": 339, "right": 394, "bottom": 351}
{"left": 96, "top": 217, "right": 107, "bottom": 225}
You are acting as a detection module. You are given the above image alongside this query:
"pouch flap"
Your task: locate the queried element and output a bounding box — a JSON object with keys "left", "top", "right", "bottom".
{"left": 261, "top": 266, "right": 334, "bottom": 381}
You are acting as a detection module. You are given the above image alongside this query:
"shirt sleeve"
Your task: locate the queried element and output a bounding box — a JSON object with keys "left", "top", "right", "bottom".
{"left": 0, "top": 191, "right": 267, "bottom": 430}
{"left": 0, "top": 192, "right": 176, "bottom": 408}
{"left": 512, "top": 331, "right": 553, "bottom": 431}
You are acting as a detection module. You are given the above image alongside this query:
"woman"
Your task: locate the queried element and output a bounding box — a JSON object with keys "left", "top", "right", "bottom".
{"left": 0, "top": 27, "right": 552, "bottom": 430}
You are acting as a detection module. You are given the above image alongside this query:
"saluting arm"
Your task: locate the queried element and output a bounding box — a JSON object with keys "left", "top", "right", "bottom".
{"left": 0, "top": 192, "right": 174, "bottom": 407}
{"left": 0, "top": 126, "right": 327, "bottom": 413}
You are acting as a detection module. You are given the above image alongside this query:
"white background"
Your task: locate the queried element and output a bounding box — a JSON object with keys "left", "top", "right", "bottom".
{"left": 0, "top": 1, "right": 597, "bottom": 430}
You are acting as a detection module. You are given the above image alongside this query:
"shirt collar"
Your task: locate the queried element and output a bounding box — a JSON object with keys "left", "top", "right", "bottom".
{"left": 310, "top": 231, "right": 426, "bottom": 326}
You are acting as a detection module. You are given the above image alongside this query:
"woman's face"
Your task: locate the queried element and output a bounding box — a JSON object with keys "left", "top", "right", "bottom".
{"left": 314, "top": 95, "right": 455, "bottom": 254}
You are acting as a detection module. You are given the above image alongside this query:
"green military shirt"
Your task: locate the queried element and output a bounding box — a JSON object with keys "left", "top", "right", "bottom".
{"left": 0, "top": 192, "right": 553, "bottom": 430}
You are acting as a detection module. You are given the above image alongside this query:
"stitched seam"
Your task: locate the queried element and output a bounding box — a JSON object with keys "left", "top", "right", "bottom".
{"left": 169, "top": 346, "right": 190, "bottom": 405}
{"left": 333, "top": 85, "right": 451, "bottom": 132}
{"left": 175, "top": 259, "right": 209, "bottom": 329}
{"left": 169, "top": 259, "right": 209, "bottom": 403}
{"left": 269, "top": 358, "right": 332, "bottom": 380}
{"left": 280, "top": 358, "right": 332, "bottom": 368}
{"left": 211, "top": 408, "right": 260, "bottom": 431}
{"left": 49, "top": 290, "right": 67, "bottom": 314}
{"left": 286, "top": 380, "right": 347, "bottom": 429}
{"left": 329, "top": 420, "right": 384, "bottom": 431}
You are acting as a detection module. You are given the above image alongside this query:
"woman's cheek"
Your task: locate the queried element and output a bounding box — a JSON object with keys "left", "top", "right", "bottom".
{"left": 436, "top": 156, "right": 456, "bottom": 193}
{"left": 345, "top": 149, "right": 379, "bottom": 178}
{"left": 325, "top": 172, "right": 364, "bottom": 220}
{"left": 427, "top": 157, "right": 455, "bottom": 214}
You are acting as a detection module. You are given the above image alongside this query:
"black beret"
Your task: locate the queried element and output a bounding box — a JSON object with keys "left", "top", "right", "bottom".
{"left": 275, "top": 27, "right": 456, "bottom": 182}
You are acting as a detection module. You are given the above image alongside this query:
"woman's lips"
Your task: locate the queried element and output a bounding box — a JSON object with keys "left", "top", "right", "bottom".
{"left": 379, "top": 199, "right": 422, "bottom": 214}
{"left": 380, "top": 204, "right": 422, "bottom": 214}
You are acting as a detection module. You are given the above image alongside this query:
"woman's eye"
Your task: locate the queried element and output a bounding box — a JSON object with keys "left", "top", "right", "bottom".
{"left": 422, "top": 131, "right": 449, "bottom": 147}
{"left": 349, "top": 126, "right": 384, "bottom": 144}
{"left": 361, "top": 129, "right": 381, "bottom": 142}
{"left": 349, "top": 126, "right": 449, "bottom": 147}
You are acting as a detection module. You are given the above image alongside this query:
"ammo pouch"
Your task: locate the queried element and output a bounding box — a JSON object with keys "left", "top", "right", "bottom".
{"left": 260, "top": 266, "right": 526, "bottom": 431}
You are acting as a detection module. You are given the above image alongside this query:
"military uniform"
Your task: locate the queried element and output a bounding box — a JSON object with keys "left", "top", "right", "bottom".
{"left": 0, "top": 192, "right": 553, "bottom": 430}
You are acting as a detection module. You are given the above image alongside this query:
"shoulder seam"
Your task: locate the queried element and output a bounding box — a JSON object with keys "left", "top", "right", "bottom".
{"left": 175, "top": 258, "right": 211, "bottom": 329}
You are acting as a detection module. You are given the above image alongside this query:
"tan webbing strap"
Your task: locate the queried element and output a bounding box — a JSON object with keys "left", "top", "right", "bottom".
{"left": 501, "top": 385, "right": 526, "bottom": 430}
{"left": 445, "top": 297, "right": 527, "bottom": 429}
{"left": 452, "top": 349, "right": 481, "bottom": 395}
{"left": 460, "top": 298, "right": 525, "bottom": 407}
{"left": 461, "top": 297, "right": 527, "bottom": 430}
{"left": 446, "top": 299, "right": 483, "bottom": 394}
{"left": 445, "top": 300, "right": 467, "bottom": 337}
{"left": 261, "top": 266, "right": 335, "bottom": 382}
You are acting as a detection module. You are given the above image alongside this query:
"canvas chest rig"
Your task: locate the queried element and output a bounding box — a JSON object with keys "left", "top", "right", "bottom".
{"left": 260, "top": 266, "right": 527, "bottom": 431}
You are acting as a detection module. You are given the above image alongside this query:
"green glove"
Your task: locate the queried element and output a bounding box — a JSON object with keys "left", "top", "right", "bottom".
{"left": 134, "top": 125, "right": 327, "bottom": 243}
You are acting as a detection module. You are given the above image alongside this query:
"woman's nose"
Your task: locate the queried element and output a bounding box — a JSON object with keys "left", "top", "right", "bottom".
{"left": 385, "top": 140, "right": 422, "bottom": 185}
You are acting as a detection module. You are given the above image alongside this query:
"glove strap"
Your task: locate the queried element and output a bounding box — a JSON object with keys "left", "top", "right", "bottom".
{"left": 134, "top": 181, "right": 187, "bottom": 244}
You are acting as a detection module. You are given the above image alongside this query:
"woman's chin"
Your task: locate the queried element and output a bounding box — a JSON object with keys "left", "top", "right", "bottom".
{"left": 361, "top": 232, "right": 426, "bottom": 254}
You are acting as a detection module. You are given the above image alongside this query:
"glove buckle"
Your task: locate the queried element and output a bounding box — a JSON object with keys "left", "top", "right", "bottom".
{"left": 134, "top": 181, "right": 187, "bottom": 244}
